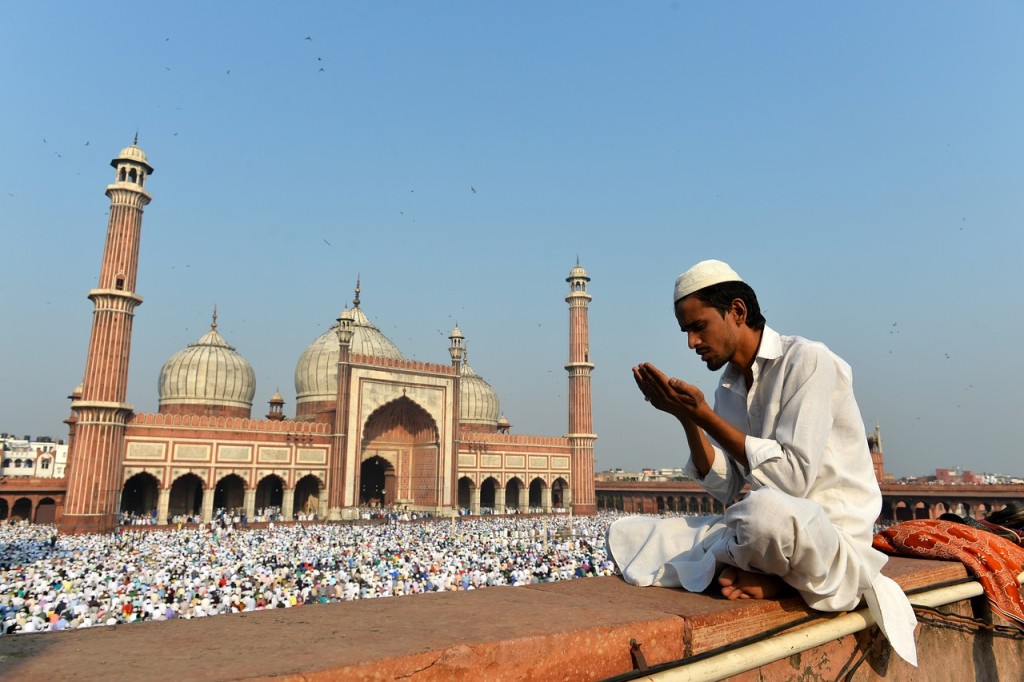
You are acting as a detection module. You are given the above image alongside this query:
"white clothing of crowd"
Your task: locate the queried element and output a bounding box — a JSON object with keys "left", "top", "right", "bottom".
{"left": 0, "top": 512, "right": 650, "bottom": 635}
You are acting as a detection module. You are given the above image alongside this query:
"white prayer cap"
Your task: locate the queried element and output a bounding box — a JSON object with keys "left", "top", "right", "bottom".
{"left": 673, "top": 260, "right": 743, "bottom": 303}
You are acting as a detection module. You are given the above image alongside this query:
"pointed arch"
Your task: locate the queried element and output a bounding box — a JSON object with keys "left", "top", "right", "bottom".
{"left": 458, "top": 476, "right": 474, "bottom": 510}
{"left": 11, "top": 497, "right": 32, "bottom": 520}
{"left": 256, "top": 474, "right": 285, "bottom": 511}
{"left": 505, "top": 476, "right": 525, "bottom": 511}
{"left": 169, "top": 473, "right": 205, "bottom": 519}
{"left": 294, "top": 474, "right": 324, "bottom": 518}
{"left": 361, "top": 396, "right": 441, "bottom": 508}
{"left": 529, "top": 477, "right": 546, "bottom": 508}
{"left": 35, "top": 497, "right": 57, "bottom": 524}
{"left": 552, "top": 477, "right": 569, "bottom": 509}
{"left": 121, "top": 471, "right": 160, "bottom": 518}
{"left": 213, "top": 473, "right": 246, "bottom": 512}
{"left": 480, "top": 476, "right": 499, "bottom": 511}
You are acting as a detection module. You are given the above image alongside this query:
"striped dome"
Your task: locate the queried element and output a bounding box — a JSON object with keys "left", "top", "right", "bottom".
{"left": 294, "top": 306, "right": 404, "bottom": 404}
{"left": 159, "top": 324, "right": 256, "bottom": 412}
{"left": 459, "top": 360, "right": 499, "bottom": 427}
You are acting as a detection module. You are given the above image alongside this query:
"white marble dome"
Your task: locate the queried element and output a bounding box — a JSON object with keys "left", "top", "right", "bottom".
{"left": 459, "top": 360, "right": 500, "bottom": 427}
{"left": 117, "top": 144, "right": 149, "bottom": 165}
{"left": 568, "top": 262, "right": 589, "bottom": 280}
{"left": 159, "top": 324, "right": 256, "bottom": 411}
{"left": 294, "top": 306, "right": 404, "bottom": 403}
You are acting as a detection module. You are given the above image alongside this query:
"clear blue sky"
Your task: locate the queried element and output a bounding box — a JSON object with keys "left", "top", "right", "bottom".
{"left": 2, "top": 2, "right": 1021, "bottom": 478}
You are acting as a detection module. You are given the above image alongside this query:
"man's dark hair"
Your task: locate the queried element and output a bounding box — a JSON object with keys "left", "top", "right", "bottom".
{"left": 691, "top": 281, "right": 766, "bottom": 330}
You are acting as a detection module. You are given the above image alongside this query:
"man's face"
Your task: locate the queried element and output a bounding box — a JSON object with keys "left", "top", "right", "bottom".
{"left": 674, "top": 296, "right": 740, "bottom": 371}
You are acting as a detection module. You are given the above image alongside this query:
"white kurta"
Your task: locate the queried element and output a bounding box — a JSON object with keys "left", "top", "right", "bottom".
{"left": 608, "top": 326, "right": 917, "bottom": 664}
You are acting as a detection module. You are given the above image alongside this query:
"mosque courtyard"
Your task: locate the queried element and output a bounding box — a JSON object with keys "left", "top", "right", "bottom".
{"left": 0, "top": 512, "right": 626, "bottom": 635}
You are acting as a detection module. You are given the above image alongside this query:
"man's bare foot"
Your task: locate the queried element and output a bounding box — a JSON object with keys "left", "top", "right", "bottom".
{"left": 717, "top": 566, "right": 785, "bottom": 600}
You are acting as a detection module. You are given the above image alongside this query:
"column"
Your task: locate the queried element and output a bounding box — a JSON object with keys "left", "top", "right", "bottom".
{"left": 156, "top": 487, "right": 170, "bottom": 526}
{"left": 518, "top": 485, "right": 528, "bottom": 512}
{"left": 542, "top": 486, "right": 552, "bottom": 513}
{"left": 494, "top": 490, "right": 505, "bottom": 515}
{"left": 244, "top": 487, "right": 256, "bottom": 521}
{"left": 282, "top": 488, "right": 295, "bottom": 521}
{"left": 471, "top": 485, "right": 480, "bottom": 515}
{"left": 201, "top": 489, "right": 214, "bottom": 523}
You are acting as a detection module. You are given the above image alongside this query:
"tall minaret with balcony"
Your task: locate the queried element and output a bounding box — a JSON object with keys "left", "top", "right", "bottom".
{"left": 565, "top": 260, "right": 596, "bottom": 514}
{"left": 448, "top": 325, "right": 465, "bottom": 514}
{"left": 62, "top": 141, "right": 153, "bottom": 534}
{"left": 328, "top": 304, "right": 356, "bottom": 520}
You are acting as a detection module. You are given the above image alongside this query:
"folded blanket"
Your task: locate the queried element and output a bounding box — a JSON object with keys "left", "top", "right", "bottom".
{"left": 873, "top": 519, "right": 1024, "bottom": 628}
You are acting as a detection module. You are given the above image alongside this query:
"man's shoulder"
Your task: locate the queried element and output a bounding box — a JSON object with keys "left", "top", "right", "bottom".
{"left": 777, "top": 332, "right": 829, "bottom": 354}
{"left": 774, "top": 330, "right": 852, "bottom": 374}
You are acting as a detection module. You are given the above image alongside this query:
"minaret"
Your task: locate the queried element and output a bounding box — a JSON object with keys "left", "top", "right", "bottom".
{"left": 327, "top": 294, "right": 357, "bottom": 520}
{"left": 870, "top": 422, "right": 885, "bottom": 483}
{"left": 448, "top": 325, "right": 465, "bottom": 516}
{"left": 62, "top": 141, "right": 153, "bottom": 534}
{"left": 565, "top": 260, "right": 596, "bottom": 514}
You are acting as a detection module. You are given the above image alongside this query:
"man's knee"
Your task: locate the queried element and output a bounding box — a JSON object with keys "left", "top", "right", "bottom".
{"left": 726, "top": 488, "right": 817, "bottom": 549}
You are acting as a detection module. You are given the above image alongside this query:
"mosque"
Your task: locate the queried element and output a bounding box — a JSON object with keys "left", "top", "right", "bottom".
{"left": 59, "top": 143, "right": 596, "bottom": 534}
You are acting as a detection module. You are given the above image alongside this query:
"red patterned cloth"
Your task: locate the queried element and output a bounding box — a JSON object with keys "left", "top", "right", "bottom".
{"left": 873, "top": 519, "right": 1024, "bottom": 628}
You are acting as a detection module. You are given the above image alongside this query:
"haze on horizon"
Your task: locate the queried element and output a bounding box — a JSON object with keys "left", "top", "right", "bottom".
{"left": 1, "top": 2, "right": 1021, "bottom": 479}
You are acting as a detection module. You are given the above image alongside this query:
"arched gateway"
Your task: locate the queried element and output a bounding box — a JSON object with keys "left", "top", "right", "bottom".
{"left": 358, "top": 396, "right": 440, "bottom": 509}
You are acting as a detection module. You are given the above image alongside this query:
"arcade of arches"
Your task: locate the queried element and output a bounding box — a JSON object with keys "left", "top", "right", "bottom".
{"left": 456, "top": 475, "right": 569, "bottom": 514}
{"left": 116, "top": 472, "right": 325, "bottom": 524}
{"left": 0, "top": 496, "right": 58, "bottom": 524}
{"left": 594, "top": 481, "right": 1024, "bottom": 523}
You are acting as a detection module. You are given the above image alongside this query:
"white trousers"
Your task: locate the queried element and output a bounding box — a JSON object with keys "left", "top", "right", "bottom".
{"left": 607, "top": 487, "right": 884, "bottom": 612}
{"left": 606, "top": 487, "right": 918, "bottom": 665}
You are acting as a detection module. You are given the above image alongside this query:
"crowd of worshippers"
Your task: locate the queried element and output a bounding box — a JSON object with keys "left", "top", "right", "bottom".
{"left": 0, "top": 512, "right": 628, "bottom": 635}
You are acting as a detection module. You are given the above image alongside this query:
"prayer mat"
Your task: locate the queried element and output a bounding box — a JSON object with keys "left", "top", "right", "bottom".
{"left": 873, "top": 519, "right": 1024, "bottom": 628}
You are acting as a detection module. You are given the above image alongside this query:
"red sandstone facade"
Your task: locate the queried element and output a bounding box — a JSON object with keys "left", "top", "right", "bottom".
{"left": 57, "top": 144, "right": 597, "bottom": 533}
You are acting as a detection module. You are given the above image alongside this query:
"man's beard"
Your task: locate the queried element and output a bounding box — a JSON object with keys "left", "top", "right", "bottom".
{"left": 704, "top": 356, "right": 727, "bottom": 371}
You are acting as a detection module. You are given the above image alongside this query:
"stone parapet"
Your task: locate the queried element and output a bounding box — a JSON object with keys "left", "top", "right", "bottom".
{"left": 129, "top": 412, "right": 331, "bottom": 434}
{"left": 4, "top": 557, "right": 1021, "bottom": 681}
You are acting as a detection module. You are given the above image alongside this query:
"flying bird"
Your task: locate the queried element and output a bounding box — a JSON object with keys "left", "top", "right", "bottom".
{"left": 471, "top": 186, "right": 477, "bottom": 193}
{"left": 323, "top": 239, "right": 331, "bottom": 246}
{"left": 305, "top": 36, "right": 312, "bottom": 41}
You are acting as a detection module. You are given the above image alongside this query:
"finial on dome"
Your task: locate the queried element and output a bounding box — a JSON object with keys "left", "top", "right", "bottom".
{"left": 211, "top": 305, "right": 218, "bottom": 330}
{"left": 133, "top": 130, "right": 139, "bottom": 146}
{"left": 353, "top": 274, "right": 361, "bottom": 308}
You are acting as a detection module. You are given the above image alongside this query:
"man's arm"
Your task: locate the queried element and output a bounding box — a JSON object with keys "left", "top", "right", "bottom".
{"left": 633, "top": 362, "right": 750, "bottom": 472}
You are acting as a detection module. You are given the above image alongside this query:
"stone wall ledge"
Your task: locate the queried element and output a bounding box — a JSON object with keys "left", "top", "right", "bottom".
{"left": 2, "top": 557, "right": 1018, "bottom": 681}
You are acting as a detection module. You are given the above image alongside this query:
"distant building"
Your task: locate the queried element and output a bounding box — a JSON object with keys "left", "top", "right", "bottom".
{"left": 599, "top": 425, "right": 885, "bottom": 485}
{"left": 0, "top": 435, "right": 68, "bottom": 479}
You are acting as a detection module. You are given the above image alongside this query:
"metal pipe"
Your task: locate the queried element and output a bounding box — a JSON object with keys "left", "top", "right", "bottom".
{"left": 632, "top": 572, "right": 1023, "bottom": 682}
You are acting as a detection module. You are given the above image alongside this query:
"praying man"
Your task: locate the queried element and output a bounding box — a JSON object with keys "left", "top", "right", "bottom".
{"left": 608, "top": 259, "right": 918, "bottom": 665}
